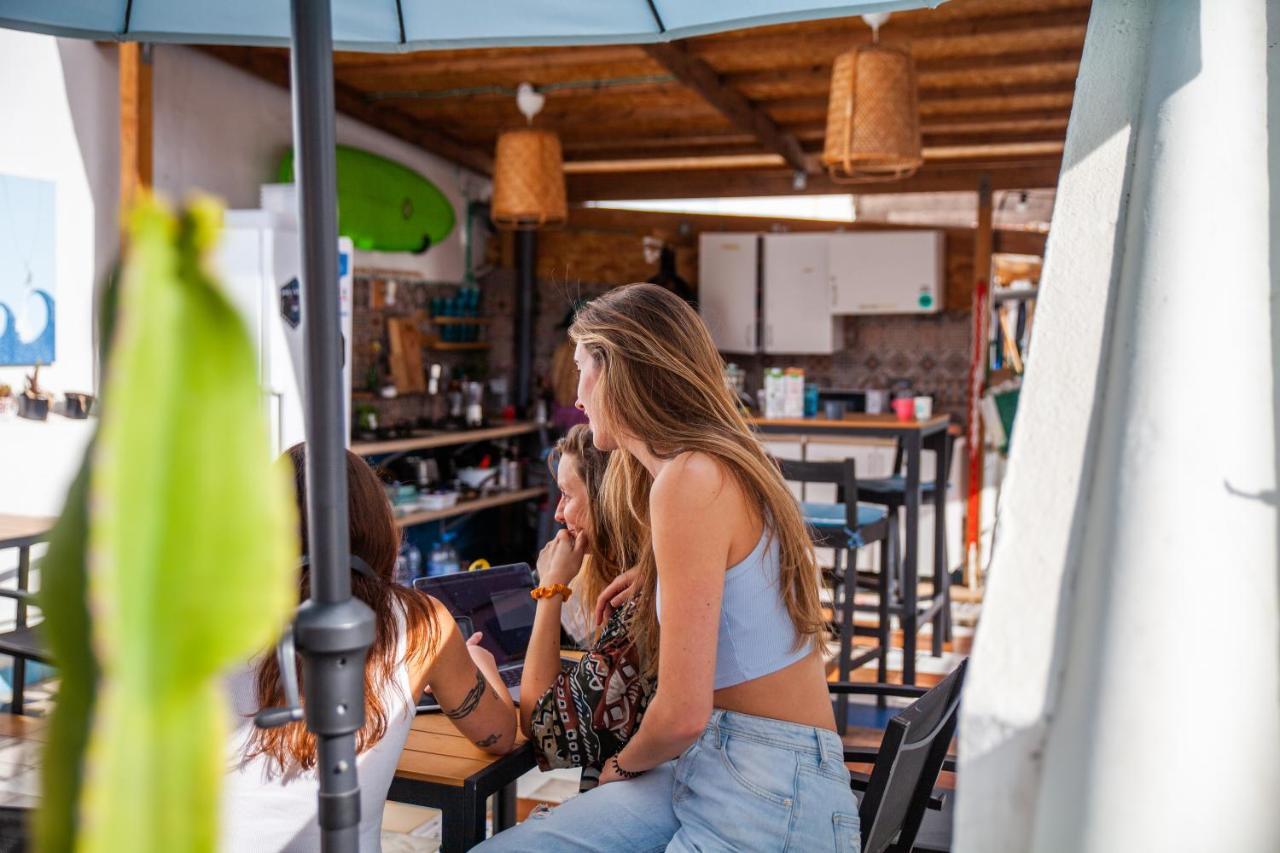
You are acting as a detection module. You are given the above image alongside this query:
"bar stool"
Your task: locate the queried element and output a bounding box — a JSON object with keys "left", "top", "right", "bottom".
{"left": 857, "top": 431, "right": 958, "bottom": 657}
{"left": 775, "top": 457, "right": 895, "bottom": 733}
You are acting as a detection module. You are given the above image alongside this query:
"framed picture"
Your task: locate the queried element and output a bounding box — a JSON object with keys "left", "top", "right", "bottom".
{"left": 0, "top": 173, "right": 56, "bottom": 366}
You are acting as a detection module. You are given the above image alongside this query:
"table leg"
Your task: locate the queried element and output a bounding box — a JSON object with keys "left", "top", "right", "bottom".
{"left": 836, "top": 546, "right": 854, "bottom": 735}
{"left": 902, "top": 433, "right": 921, "bottom": 686}
{"left": 11, "top": 546, "right": 29, "bottom": 716}
{"left": 494, "top": 782, "right": 517, "bottom": 833}
{"left": 931, "top": 433, "right": 951, "bottom": 656}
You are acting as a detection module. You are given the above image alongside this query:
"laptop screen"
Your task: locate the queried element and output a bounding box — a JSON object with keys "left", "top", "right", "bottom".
{"left": 414, "top": 564, "right": 537, "bottom": 666}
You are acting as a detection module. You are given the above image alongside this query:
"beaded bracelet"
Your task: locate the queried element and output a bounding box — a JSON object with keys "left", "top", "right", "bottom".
{"left": 529, "top": 583, "right": 572, "bottom": 602}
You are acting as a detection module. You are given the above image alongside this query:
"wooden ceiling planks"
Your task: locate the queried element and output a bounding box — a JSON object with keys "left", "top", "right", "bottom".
{"left": 200, "top": 0, "right": 1092, "bottom": 198}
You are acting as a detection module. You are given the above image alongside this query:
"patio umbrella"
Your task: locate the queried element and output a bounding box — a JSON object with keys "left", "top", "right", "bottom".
{"left": 0, "top": 2, "right": 946, "bottom": 850}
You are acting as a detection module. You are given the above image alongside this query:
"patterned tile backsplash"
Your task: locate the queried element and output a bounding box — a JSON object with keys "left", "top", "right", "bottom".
{"left": 352, "top": 271, "right": 973, "bottom": 429}
{"left": 732, "top": 312, "right": 973, "bottom": 419}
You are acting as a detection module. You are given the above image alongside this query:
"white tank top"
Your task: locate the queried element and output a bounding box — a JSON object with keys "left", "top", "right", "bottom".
{"left": 219, "top": 604, "right": 416, "bottom": 853}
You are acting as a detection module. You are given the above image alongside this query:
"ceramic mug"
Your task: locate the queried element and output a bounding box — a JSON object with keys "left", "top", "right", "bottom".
{"left": 864, "top": 389, "right": 888, "bottom": 414}
{"left": 913, "top": 396, "right": 933, "bottom": 421}
{"left": 891, "top": 397, "right": 915, "bottom": 422}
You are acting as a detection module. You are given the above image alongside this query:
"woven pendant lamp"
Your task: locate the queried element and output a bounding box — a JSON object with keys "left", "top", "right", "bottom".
{"left": 491, "top": 84, "right": 567, "bottom": 229}
{"left": 822, "top": 14, "right": 923, "bottom": 183}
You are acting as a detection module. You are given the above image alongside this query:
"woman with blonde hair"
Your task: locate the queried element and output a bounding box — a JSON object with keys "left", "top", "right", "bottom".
{"left": 479, "top": 283, "right": 857, "bottom": 852}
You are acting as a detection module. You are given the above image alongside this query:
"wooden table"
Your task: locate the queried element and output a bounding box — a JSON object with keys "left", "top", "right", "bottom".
{"left": 390, "top": 712, "right": 534, "bottom": 852}
{"left": 750, "top": 414, "right": 952, "bottom": 684}
{"left": 0, "top": 516, "right": 54, "bottom": 715}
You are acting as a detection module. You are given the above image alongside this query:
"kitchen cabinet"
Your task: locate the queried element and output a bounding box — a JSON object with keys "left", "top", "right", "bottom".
{"left": 698, "top": 233, "right": 759, "bottom": 354}
{"left": 761, "top": 234, "right": 837, "bottom": 354}
{"left": 828, "top": 230, "right": 944, "bottom": 315}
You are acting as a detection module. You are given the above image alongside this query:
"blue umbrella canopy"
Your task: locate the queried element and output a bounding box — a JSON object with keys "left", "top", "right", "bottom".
{"left": 0, "top": 0, "right": 944, "bottom": 49}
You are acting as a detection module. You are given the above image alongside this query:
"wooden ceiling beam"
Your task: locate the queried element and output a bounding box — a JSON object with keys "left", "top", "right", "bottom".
{"left": 566, "top": 162, "right": 1063, "bottom": 201}
{"left": 691, "top": 8, "right": 1091, "bottom": 49}
{"left": 641, "top": 42, "right": 813, "bottom": 175}
{"left": 202, "top": 46, "right": 493, "bottom": 175}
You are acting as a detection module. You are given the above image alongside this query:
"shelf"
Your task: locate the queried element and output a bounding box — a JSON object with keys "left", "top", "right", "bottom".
{"left": 393, "top": 486, "right": 547, "bottom": 527}
{"left": 425, "top": 342, "right": 490, "bottom": 352}
{"left": 430, "top": 317, "right": 492, "bottom": 326}
{"left": 352, "top": 422, "right": 540, "bottom": 455}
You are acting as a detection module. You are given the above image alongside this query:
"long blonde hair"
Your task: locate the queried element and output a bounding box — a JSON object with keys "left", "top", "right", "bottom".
{"left": 569, "top": 283, "right": 822, "bottom": 674}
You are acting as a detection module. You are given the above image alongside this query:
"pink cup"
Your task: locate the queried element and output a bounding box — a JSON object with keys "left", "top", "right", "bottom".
{"left": 891, "top": 397, "right": 915, "bottom": 422}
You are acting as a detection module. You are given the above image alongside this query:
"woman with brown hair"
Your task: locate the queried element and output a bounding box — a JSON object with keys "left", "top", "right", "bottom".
{"left": 479, "top": 283, "right": 858, "bottom": 852}
{"left": 221, "top": 445, "right": 517, "bottom": 852}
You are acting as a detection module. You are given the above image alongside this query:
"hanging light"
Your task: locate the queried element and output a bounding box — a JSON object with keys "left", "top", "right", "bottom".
{"left": 491, "top": 83, "right": 567, "bottom": 229}
{"left": 822, "top": 13, "right": 923, "bottom": 183}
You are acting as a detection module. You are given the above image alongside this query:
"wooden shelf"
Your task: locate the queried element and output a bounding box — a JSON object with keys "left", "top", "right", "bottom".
{"left": 394, "top": 486, "right": 547, "bottom": 527}
{"left": 430, "top": 316, "right": 491, "bottom": 326}
{"left": 352, "top": 422, "right": 540, "bottom": 455}
{"left": 425, "top": 342, "right": 489, "bottom": 352}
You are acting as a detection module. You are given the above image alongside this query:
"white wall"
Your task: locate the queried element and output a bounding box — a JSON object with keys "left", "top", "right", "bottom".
{"left": 0, "top": 34, "right": 115, "bottom": 518}
{"left": 152, "top": 45, "right": 485, "bottom": 282}
{"left": 0, "top": 36, "right": 484, "bottom": 523}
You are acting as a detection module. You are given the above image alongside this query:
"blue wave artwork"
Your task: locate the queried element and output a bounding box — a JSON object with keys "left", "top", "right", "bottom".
{"left": 0, "top": 173, "right": 56, "bottom": 366}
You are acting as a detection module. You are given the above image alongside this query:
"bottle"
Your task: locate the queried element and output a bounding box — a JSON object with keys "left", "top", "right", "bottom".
{"left": 427, "top": 532, "right": 461, "bottom": 577}
{"left": 764, "top": 368, "right": 786, "bottom": 419}
{"left": 784, "top": 368, "right": 805, "bottom": 418}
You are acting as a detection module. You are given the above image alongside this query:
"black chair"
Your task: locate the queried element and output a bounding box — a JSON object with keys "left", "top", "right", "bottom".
{"left": 857, "top": 431, "right": 959, "bottom": 658}
{"left": 776, "top": 457, "right": 894, "bottom": 733}
{"left": 0, "top": 589, "right": 51, "bottom": 716}
{"left": 829, "top": 658, "right": 968, "bottom": 853}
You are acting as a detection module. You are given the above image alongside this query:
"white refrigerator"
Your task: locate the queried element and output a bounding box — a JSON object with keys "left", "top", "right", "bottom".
{"left": 216, "top": 209, "right": 354, "bottom": 455}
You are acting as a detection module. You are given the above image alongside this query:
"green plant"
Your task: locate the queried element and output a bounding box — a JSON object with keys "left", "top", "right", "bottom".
{"left": 37, "top": 196, "right": 299, "bottom": 852}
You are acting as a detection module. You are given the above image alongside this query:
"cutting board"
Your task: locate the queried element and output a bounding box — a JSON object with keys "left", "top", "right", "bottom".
{"left": 387, "top": 317, "right": 426, "bottom": 393}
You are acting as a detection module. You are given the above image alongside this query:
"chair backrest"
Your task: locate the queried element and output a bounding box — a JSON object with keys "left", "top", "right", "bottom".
{"left": 774, "top": 457, "right": 859, "bottom": 528}
{"left": 859, "top": 658, "right": 968, "bottom": 853}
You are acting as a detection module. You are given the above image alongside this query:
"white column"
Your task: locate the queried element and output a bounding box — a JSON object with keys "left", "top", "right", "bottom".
{"left": 956, "top": 2, "right": 1280, "bottom": 851}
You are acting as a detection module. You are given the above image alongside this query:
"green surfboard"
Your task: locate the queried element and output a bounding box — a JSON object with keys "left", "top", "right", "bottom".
{"left": 277, "top": 145, "right": 456, "bottom": 254}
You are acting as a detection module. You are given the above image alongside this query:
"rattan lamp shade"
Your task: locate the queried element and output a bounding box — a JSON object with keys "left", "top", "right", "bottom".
{"left": 822, "top": 44, "right": 923, "bottom": 183}
{"left": 491, "top": 128, "right": 567, "bottom": 229}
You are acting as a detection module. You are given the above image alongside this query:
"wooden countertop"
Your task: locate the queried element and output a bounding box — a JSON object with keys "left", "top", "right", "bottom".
{"left": 0, "top": 514, "right": 56, "bottom": 549}
{"left": 749, "top": 413, "right": 950, "bottom": 431}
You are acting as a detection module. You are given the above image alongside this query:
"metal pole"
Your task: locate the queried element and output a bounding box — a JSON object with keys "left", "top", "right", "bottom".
{"left": 514, "top": 230, "right": 537, "bottom": 413}
{"left": 288, "top": 2, "right": 374, "bottom": 851}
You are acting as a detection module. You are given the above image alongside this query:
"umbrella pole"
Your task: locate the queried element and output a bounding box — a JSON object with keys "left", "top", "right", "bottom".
{"left": 288, "top": 2, "right": 375, "bottom": 852}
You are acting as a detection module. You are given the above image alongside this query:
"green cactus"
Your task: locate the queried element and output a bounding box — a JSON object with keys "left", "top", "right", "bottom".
{"left": 36, "top": 195, "right": 299, "bottom": 852}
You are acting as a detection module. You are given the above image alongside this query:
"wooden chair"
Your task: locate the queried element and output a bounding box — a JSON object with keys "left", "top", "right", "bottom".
{"left": 829, "top": 658, "right": 968, "bottom": 853}
{"left": 775, "top": 457, "right": 894, "bottom": 732}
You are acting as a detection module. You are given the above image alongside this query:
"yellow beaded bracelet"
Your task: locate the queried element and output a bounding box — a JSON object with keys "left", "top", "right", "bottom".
{"left": 530, "top": 583, "right": 572, "bottom": 602}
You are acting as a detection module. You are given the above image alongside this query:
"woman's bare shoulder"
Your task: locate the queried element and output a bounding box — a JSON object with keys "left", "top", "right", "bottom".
{"left": 651, "top": 451, "right": 738, "bottom": 512}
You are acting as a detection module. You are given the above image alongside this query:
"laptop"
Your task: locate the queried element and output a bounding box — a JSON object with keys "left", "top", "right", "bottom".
{"left": 413, "top": 563, "right": 574, "bottom": 708}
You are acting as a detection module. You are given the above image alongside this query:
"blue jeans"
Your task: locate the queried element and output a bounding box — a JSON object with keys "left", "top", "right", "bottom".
{"left": 477, "top": 709, "right": 861, "bottom": 852}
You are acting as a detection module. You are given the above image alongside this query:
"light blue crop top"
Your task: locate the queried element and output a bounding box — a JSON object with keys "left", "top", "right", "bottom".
{"left": 657, "top": 527, "right": 812, "bottom": 689}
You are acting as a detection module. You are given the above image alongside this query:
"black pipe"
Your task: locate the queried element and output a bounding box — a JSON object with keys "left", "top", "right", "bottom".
{"left": 514, "top": 230, "right": 537, "bottom": 413}
{"left": 288, "top": 2, "right": 374, "bottom": 851}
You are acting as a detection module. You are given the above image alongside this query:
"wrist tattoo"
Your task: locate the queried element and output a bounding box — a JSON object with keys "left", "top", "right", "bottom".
{"left": 443, "top": 670, "right": 486, "bottom": 720}
{"left": 473, "top": 733, "right": 501, "bottom": 748}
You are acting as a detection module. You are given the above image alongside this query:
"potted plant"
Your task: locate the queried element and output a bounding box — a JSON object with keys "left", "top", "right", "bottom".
{"left": 18, "top": 364, "right": 50, "bottom": 421}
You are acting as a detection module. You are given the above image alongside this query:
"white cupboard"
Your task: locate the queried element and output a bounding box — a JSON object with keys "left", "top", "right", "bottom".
{"left": 698, "top": 233, "right": 759, "bottom": 354}
{"left": 828, "top": 230, "right": 944, "bottom": 315}
{"left": 761, "top": 233, "right": 837, "bottom": 354}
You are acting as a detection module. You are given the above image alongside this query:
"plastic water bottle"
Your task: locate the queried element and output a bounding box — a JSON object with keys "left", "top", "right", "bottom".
{"left": 427, "top": 533, "right": 461, "bottom": 576}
